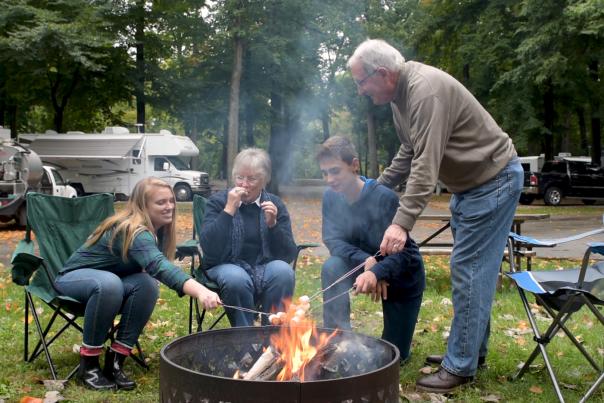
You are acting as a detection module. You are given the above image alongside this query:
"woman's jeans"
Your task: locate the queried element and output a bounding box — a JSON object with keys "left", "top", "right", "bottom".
{"left": 321, "top": 256, "right": 422, "bottom": 362}
{"left": 55, "top": 269, "right": 159, "bottom": 349}
{"left": 206, "top": 260, "right": 294, "bottom": 327}
{"left": 442, "top": 157, "right": 523, "bottom": 377}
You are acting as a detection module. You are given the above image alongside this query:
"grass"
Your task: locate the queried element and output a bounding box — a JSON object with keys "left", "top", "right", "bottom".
{"left": 2, "top": 255, "right": 603, "bottom": 402}
{"left": 1, "top": 199, "right": 603, "bottom": 402}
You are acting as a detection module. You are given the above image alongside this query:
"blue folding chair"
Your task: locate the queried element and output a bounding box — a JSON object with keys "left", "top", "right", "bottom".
{"left": 505, "top": 228, "right": 604, "bottom": 403}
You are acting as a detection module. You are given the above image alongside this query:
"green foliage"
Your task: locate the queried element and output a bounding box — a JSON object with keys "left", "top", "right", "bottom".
{"left": 1, "top": 0, "right": 602, "bottom": 177}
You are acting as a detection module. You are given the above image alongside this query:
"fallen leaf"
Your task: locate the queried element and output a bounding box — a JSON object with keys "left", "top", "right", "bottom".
{"left": 480, "top": 394, "right": 501, "bottom": 402}
{"left": 42, "top": 390, "right": 64, "bottom": 403}
{"left": 560, "top": 383, "right": 578, "bottom": 390}
{"left": 164, "top": 331, "right": 175, "bottom": 337}
{"left": 419, "top": 366, "right": 438, "bottom": 375}
{"left": 440, "top": 298, "right": 452, "bottom": 306}
{"left": 19, "top": 397, "right": 43, "bottom": 403}
{"left": 42, "top": 380, "right": 66, "bottom": 391}
{"left": 529, "top": 385, "right": 543, "bottom": 394}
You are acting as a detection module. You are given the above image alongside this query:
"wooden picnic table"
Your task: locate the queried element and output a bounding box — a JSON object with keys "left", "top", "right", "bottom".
{"left": 416, "top": 213, "right": 550, "bottom": 248}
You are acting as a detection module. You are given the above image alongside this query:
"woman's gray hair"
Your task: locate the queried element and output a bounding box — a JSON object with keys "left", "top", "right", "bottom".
{"left": 232, "top": 148, "right": 272, "bottom": 185}
{"left": 347, "top": 39, "right": 405, "bottom": 74}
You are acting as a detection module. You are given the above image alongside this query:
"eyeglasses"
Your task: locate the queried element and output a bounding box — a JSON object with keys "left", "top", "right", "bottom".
{"left": 235, "top": 175, "right": 261, "bottom": 185}
{"left": 354, "top": 69, "right": 378, "bottom": 87}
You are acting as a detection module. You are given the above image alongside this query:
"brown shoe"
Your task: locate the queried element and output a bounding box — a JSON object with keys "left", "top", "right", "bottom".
{"left": 425, "top": 354, "right": 486, "bottom": 368}
{"left": 416, "top": 367, "right": 473, "bottom": 393}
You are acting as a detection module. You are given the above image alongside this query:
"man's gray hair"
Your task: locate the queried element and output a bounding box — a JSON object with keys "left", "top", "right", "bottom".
{"left": 232, "top": 147, "right": 272, "bottom": 185}
{"left": 347, "top": 39, "right": 405, "bottom": 74}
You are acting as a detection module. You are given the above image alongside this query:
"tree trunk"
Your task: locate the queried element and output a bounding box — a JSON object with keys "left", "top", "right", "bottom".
{"left": 543, "top": 80, "right": 555, "bottom": 161}
{"left": 321, "top": 110, "right": 330, "bottom": 141}
{"left": 227, "top": 34, "right": 244, "bottom": 187}
{"left": 366, "top": 98, "right": 378, "bottom": 178}
{"left": 577, "top": 107, "right": 588, "bottom": 155}
{"left": 245, "top": 101, "right": 255, "bottom": 147}
{"left": 135, "top": 0, "right": 146, "bottom": 133}
{"left": 49, "top": 68, "right": 80, "bottom": 133}
{"left": 190, "top": 115, "right": 200, "bottom": 170}
{"left": 589, "top": 60, "right": 601, "bottom": 166}
{"left": 9, "top": 104, "right": 17, "bottom": 138}
{"left": 268, "top": 91, "right": 285, "bottom": 195}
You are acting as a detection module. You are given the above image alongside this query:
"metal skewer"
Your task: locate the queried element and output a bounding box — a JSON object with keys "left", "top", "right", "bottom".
{"left": 220, "top": 303, "right": 270, "bottom": 316}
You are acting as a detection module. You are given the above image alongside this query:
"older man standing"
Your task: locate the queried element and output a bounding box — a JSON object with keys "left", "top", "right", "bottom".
{"left": 347, "top": 39, "right": 523, "bottom": 393}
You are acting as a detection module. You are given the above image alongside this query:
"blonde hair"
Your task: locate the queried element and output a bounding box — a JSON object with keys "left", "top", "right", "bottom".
{"left": 85, "top": 177, "right": 177, "bottom": 261}
{"left": 232, "top": 148, "right": 272, "bottom": 185}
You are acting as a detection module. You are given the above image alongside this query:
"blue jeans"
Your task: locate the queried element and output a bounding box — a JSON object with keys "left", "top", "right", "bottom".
{"left": 321, "top": 256, "right": 423, "bottom": 361}
{"left": 55, "top": 269, "right": 159, "bottom": 349}
{"left": 442, "top": 157, "right": 522, "bottom": 377}
{"left": 206, "top": 260, "right": 294, "bottom": 327}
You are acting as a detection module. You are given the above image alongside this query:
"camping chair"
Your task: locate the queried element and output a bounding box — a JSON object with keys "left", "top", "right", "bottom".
{"left": 176, "top": 194, "right": 319, "bottom": 333}
{"left": 10, "top": 193, "right": 147, "bottom": 381}
{"left": 505, "top": 229, "right": 604, "bottom": 403}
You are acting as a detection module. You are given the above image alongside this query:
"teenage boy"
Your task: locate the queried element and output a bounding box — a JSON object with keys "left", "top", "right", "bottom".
{"left": 318, "top": 136, "right": 425, "bottom": 363}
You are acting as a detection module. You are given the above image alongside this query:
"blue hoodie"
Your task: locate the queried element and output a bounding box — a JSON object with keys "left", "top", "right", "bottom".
{"left": 322, "top": 178, "right": 425, "bottom": 299}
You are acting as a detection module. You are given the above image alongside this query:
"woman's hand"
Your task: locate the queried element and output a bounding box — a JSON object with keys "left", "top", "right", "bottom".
{"left": 225, "top": 187, "right": 248, "bottom": 216}
{"left": 261, "top": 201, "right": 278, "bottom": 228}
{"left": 197, "top": 287, "right": 221, "bottom": 310}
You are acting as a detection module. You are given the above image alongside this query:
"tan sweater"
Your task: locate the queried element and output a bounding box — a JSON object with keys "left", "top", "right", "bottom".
{"left": 378, "top": 61, "right": 517, "bottom": 231}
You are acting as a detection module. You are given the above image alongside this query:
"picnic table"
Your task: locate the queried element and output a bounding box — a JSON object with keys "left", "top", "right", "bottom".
{"left": 415, "top": 213, "right": 550, "bottom": 259}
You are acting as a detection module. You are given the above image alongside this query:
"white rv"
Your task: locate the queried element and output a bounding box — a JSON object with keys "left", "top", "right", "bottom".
{"left": 19, "top": 127, "right": 212, "bottom": 201}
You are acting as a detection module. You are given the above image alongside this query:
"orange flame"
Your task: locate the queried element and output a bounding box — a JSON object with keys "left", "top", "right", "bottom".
{"left": 270, "top": 299, "right": 335, "bottom": 381}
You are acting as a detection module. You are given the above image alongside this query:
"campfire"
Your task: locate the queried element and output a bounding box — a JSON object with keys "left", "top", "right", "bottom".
{"left": 160, "top": 299, "right": 401, "bottom": 402}
{"left": 234, "top": 296, "right": 337, "bottom": 382}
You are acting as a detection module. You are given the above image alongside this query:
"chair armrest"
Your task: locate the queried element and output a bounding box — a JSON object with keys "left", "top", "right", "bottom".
{"left": 176, "top": 239, "right": 201, "bottom": 260}
{"left": 587, "top": 242, "right": 604, "bottom": 256}
{"left": 11, "top": 240, "right": 45, "bottom": 286}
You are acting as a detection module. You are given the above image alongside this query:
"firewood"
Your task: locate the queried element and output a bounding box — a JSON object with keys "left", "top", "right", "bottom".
{"left": 243, "top": 346, "right": 282, "bottom": 380}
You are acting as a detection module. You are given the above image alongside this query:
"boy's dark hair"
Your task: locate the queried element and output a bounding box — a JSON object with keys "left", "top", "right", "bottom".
{"left": 316, "top": 136, "right": 358, "bottom": 165}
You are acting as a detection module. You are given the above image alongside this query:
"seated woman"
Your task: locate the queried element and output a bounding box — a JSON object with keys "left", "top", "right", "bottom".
{"left": 199, "top": 148, "right": 297, "bottom": 327}
{"left": 55, "top": 177, "right": 221, "bottom": 391}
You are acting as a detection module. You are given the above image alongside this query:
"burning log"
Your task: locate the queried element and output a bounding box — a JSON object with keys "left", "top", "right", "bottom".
{"left": 242, "top": 346, "right": 284, "bottom": 381}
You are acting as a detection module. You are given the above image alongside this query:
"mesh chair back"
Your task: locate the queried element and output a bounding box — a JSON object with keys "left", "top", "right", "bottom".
{"left": 25, "top": 192, "right": 115, "bottom": 303}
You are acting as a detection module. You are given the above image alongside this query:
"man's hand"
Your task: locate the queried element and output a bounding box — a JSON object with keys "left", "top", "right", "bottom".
{"left": 380, "top": 224, "right": 408, "bottom": 256}
{"left": 261, "top": 201, "right": 278, "bottom": 228}
{"left": 224, "top": 187, "right": 248, "bottom": 216}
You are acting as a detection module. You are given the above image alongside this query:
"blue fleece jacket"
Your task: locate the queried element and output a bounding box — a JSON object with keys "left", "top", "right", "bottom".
{"left": 322, "top": 178, "right": 425, "bottom": 298}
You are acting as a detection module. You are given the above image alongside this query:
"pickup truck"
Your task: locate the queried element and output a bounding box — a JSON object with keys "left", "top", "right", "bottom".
{"left": 532, "top": 157, "right": 604, "bottom": 206}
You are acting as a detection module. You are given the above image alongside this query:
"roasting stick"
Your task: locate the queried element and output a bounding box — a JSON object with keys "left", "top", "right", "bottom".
{"left": 307, "top": 251, "right": 382, "bottom": 302}
{"left": 218, "top": 251, "right": 382, "bottom": 320}
{"left": 220, "top": 303, "right": 270, "bottom": 317}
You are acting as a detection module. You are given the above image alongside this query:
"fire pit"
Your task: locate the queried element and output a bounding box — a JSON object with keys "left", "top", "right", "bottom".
{"left": 160, "top": 326, "right": 400, "bottom": 403}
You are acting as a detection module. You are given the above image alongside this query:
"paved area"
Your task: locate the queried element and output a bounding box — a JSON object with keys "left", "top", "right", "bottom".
{"left": 281, "top": 184, "right": 604, "bottom": 260}
{"left": 0, "top": 185, "right": 602, "bottom": 271}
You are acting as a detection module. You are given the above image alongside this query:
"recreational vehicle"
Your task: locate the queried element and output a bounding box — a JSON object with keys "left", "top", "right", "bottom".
{"left": 19, "top": 127, "right": 211, "bottom": 201}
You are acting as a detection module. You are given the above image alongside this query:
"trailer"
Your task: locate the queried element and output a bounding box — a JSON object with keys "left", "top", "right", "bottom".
{"left": 19, "top": 127, "right": 212, "bottom": 201}
{"left": 1, "top": 128, "right": 76, "bottom": 226}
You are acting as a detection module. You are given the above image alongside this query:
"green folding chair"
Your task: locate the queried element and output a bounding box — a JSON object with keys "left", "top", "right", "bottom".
{"left": 176, "top": 194, "right": 319, "bottom": 333}
{"left": 10, "top": 192, "right": 147, "bottom": 380}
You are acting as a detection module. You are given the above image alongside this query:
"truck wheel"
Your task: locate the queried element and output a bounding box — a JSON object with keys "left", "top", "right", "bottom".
{"left": 582, "top": 199, "right": 596, "bottom": 205}
{"left": 544, "top": 187, "right": 562, "bottom": 206}
{"left": 174, "top": 184, "right": 192, "bottom": 202}
{"left": 519, "top": 194, "right": 535, "bottom": 205}
{"left": 71, "top": 183, "right": 85, "bottom": 197}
